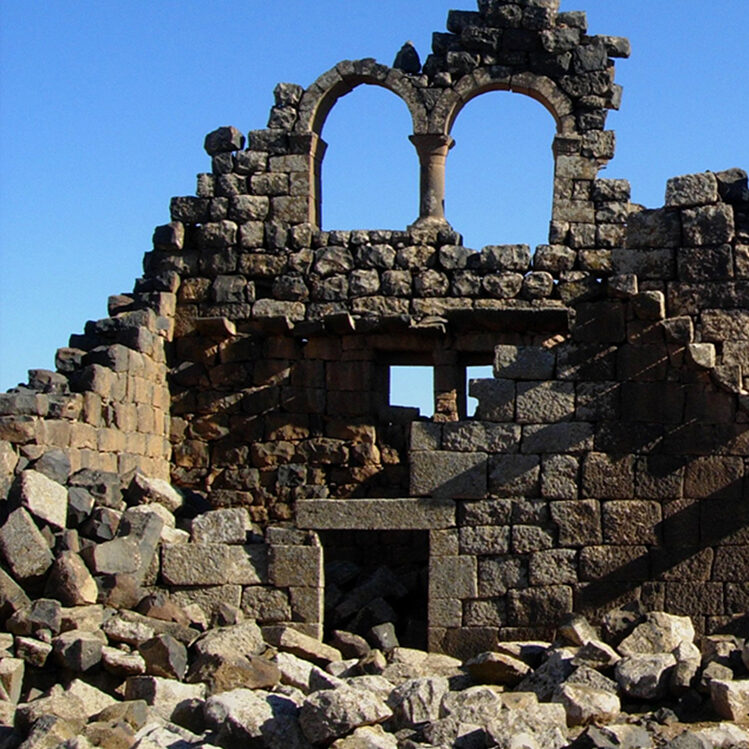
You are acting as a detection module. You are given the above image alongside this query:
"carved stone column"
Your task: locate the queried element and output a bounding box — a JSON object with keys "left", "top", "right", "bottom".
{"left": 409, "top": 134, "right": 455, "bottom": 227}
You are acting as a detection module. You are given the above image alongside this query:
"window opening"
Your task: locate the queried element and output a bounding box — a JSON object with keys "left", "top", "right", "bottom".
{"left": 466, "top": 364, "right": 494, "bottom": 417}
{"left": 389, "top": 365, "right": 434, "bottom": 417}
{"left": 446, "top": 91, "right": 556, "bottom": 252}
{"left": 320, "top": 85, "right": 417, "bottom": 231}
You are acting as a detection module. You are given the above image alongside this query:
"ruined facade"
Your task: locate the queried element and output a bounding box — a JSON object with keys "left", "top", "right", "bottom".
{"left": 1, "top": 0, "right": 747, "bottom": 659}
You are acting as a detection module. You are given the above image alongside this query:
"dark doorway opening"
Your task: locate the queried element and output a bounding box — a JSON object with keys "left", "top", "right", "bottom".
{"left": 319, "top": 529, "right": 429, "bottom": 650}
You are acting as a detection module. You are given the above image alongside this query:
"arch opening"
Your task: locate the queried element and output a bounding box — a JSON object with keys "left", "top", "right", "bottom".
{"left": 445, "top": 90, "right": 557, "bottom": 251}
{"left": 318, "top": 84, "right": 418, "bottom": 232}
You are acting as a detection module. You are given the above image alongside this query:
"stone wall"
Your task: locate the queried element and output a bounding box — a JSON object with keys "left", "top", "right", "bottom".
{"left": 0, "top": 0, "right": 747, "bottom": 659}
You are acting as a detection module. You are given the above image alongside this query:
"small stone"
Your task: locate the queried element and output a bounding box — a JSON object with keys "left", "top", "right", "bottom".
{"left": 387, "top": 676, "right": 449, "bottom": 728}
{"left": 368, "top": 622, "right": 399, "bottom": 651}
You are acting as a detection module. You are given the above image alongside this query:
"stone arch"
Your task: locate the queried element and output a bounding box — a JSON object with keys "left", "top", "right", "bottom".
{"left": 431, "top": 70, "right": 574, "bottom": 137}
{"left": 293, "top": 61, "right": 427, "bottom": 228}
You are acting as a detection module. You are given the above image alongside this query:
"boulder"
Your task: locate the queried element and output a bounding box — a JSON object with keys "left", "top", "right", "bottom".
{"left": 138, "top": 633, "right": 187, "bottom": 680}
{"left": 299, "top": 687, "right": 392, "bottom": 744}
{"left": 126, "top": 472, "right": 183, "bottom": 512}
{"left": 618, "top": 612, "right": 695, "bottom": 656}
{"left": 0, "top": 508, "right": 54, "bottom": 580}
{"left": 191, "top": 508, "right": 250, "bottom": 544}
{"left": 264, "top": 625, "right": 342, "bottom": 666}
{"left": 552, "top": 683, "right": 620, "bottom": 726}
{"left": 330, "top": 724, "right": 398, "bottom": 748}
{"left": 187, "top": 652, "right": 281, "bottom": 694}
{"left": 387, "top": 676, "right": 449, "bottom": 728}
{"left": 193, "top": 620, "right": 264, "bottom": 660}
{"left": 0, "top": 658, "right": 24, "bottom": 704}
{"left": 52, "top": 630, "right": 104, "bottom": 672}
{"left": 45, "top": 551, "right": 99, "bottom": 606}
{"left": 125, "top": 675, "right": 207, "bottom": 721}
{"left": 12, "top": 469, "right": 68, "bottom": 529}
{"left": 710, "top": 679, "right": 749, "bottom": 721}
{"left": 204, "top": 688, "right": 307, "bottom": 747}
{"left": 464, "top": 651, "right": 532, "bottom": 686}
{"left": 615, "top": 653, "right": 676, "bottom": 700}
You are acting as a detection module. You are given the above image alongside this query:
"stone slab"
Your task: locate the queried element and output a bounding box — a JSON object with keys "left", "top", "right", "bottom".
{"left": 296, "top": 498, "right": 455, "bottom": 530}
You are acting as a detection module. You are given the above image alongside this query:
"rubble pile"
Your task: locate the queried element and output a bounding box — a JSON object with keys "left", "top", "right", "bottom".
{"left": 0, "top": 452, "right": 748, "bottom": 746}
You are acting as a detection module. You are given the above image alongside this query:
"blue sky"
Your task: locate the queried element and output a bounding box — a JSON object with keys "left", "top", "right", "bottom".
{"left": 1, "top": 0, "right": 747, "bottom": 395}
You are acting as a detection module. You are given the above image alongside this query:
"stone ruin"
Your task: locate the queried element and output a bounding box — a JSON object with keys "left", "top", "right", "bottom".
{"left": 0, "top": 0, "right": 748, "bottom": 744}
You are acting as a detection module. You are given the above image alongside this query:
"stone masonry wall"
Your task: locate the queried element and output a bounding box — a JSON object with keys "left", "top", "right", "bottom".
{"left": 0, "top": 0, "right": 747, "bottom": 659}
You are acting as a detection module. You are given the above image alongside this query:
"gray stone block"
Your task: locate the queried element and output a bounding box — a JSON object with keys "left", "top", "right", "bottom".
{"left": 161, "top": 544, "right": 268, "bottom": 586}
{"left": 410, "top": 451, "right": 487, "bottom": 500}
{"left": 494, "top": 346, "right": 555, "bottom": 380}
{"left": 0, "top": 508, "right": 53, "bottom": 580}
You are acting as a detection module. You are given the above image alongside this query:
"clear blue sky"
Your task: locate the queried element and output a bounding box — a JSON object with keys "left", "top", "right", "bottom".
{"left": 1, "top": 0, "right": 747, "bottom": 395}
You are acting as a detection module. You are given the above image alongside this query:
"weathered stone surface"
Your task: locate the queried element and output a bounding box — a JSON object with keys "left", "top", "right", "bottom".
{"left": 46, "top": 551, "right": 98, "bottom": 606}
{"left": 710, "top": 679, "right": 749, "bottom": 722}
{"left": 410, "top": 451, "right": 487, "bottom": 499}
{"left": 12, "top": 469, "right": 68, "bottom": 529}
{"left": 387, "top": 676, "right": 449, "bottom": 728}
{"left": 191, "top": 507, "right": 250, "bottom": 544}
{"left": 125, "top": 675, "right": 206, "bottom": 721}
{"left": 618, "top": 612, "right": 694, "bottom": 656}
{"left": 0, "top": 508, "right": 53, "bottom": 580}
{"left": 264, "top": 625, "right": 342, "bottom": 666}
{"left": 139, "top": 633, "right": 187, "bottom": 680}
{"left": 552, "top": 682, "right": 620, "bottom": 726}
{"left": 615, "top": 654, "right": 676, "bottom": 700}
{"left": 464, "top": 651, "right": 532, "bottom": 686}
{"left": 300, "top": 687, "right": 392, "bottom": 744}
{"left": 161, "top": 543, "right": 267, "bottom": 585}
{"left": 126, "top": 472, "right": 183, "bottom": 512}
{"left": 52, "top": 630, "right": 104, "bottom": 672}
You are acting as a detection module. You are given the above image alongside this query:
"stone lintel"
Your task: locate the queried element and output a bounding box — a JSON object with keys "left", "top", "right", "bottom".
{"left": 296, "top": 498, "right": 455, "bottom": 531}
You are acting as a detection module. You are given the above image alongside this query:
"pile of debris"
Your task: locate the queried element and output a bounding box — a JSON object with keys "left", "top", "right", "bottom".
{"left": 2, "top": 447, "right": 749, "bottom": 746}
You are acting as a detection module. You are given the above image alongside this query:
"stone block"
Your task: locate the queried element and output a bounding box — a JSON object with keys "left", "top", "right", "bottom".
{"left": 685, "top": 456, "right": 744, "bottom": 500}
{"left": 664, "top": 582, "right": 724, "bottom": 617}
{"left": 429, "top": 556, "right": 477, "bottom": 599}
{"left": 469, "top": 378, "right": 515, "bottom": 422}
{"left": 626, "top": 208, "right": 681, "bottom": 248}
{"left": 516, "top": 381, "right": 574, "bottom": 424}
{"left": 458, "top": 525, "right": 510, "bottom": 556}
{"left": 541, "top": 455, "right": 579, "bottom": 499}
{"left": 494, "top": 346, "right": 555, "bottom": 380}
{"left": 635, "top": 456, "right": 684, "bottom": 499}
{"left": 269, "top": 545, "right": 322, "bottom": 588}
{"left": 521, "top": 423, "right": 594, "bottom": 454}
{"left": 0, "top": 508, "right": 53, "bottom": 580}
{"left": 682, "top": 204, "right": 734, "bottom": 246}
{"left": 582, "top": 453, "right": 634, "bottom": 499}
{"left": 557, "top": 343, "right": 617, "bottom": 381}
{"left": 701, "top": 310, "right": 749, "bottom": 342}
{"left": 161, "top": 544, "right": 267, "bottom": 585}
{"left": 410, "top": 451, "right": 487, "bottom": 499}
{"left": 512, "top": 525, "right": 554, "bottom": 553}
{"left": 11, "top": 469, "right": 68, "bottom": 530}
{"left": 665, "top": 172, "right": 719, "bottom": 207}
{"left": 617, "top": 344, "right": 668, "bottom": 381}
{"left": 579, "top": 545, "right": 649, "bottom": 581}
{"left": 296, "top": 498, "right": 454, "bottom": 530}
{"left": 507, "top": 585, "right": 572, "bottom": 627}
{"left": 488, "top": 454, "right": 540, "bottom": 497}
{"left": 602, "top": 501, "right": 661, "bottom": 545}
{"left": 459, "top": 499, "right": 512, "bottom": 527}
{"left": 550, "top": 500, "right": 602, "bottom": 546}
{"left": 572, "top": 302, "right": 626, "bottom": 343}
{"left": 170, "top": 585, "right": 242, "bottom": 620}
{"left": 191, "top": 508, "right": 250, "bottom": 544}
{"left": 477, "top": 556, "right": 527, "bottom": 597}
{"left": 529, "top": 548, "right": 578, "bottom": 586}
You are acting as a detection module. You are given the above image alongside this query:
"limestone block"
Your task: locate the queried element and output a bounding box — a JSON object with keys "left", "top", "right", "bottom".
{"left": 161, "top": 544, "right": 268, "bottom": 586}
{"left": 0, "top": 508, "right": 53, "bottom": 580}
{"left": 553, "top": 683, "right": 620, "bottom": 726}
{"left": 410, "top": 451, "right": 487, "bottom": 499}
{"left": 12, "top": 469, "right": 68, "bottom": 530}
